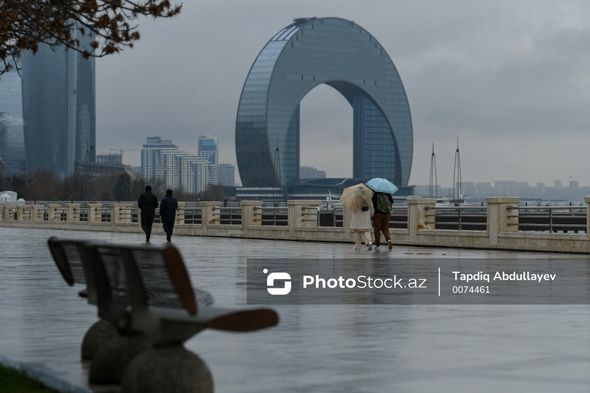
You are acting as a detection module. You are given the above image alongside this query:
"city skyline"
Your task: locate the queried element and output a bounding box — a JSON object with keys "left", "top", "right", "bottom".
{"left": 1, "top": 5, "right": 589, "bottom": 393}
{"left": 93, "top": 0, "right": 590, "bottom": 186}
{"left": 2, "top": 2, "right": 586, "bottom": 187}
{"left": 140, "top": 135, "right": 235, "bottom": 194}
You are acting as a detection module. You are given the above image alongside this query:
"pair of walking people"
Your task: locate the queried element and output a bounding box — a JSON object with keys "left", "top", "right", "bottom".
{"left": 349, "top": 191, "right": 393, "bottom": 251}
{"left": 137, "top": 186, "right": 178, "bottom": 243}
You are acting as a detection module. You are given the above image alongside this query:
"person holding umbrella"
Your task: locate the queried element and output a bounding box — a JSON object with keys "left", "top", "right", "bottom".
{"left": 366, "top": 178, "right": 398, "bottom": 251}
{"left": 340, "top": 183, "right": 375, "bottom": 251}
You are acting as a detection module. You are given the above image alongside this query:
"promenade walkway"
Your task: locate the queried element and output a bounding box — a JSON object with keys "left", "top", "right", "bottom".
{"left": 0, "top": 227, "right": 589, "bottom": 392}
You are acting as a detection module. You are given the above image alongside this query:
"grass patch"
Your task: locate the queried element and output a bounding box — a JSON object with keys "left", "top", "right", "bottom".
{"left": 0, "top": 364, "right": 58, "bottom": 393}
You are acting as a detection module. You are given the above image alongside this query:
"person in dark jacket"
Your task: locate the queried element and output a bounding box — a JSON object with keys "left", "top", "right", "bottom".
{"left": 138, "top": 185, "right": 158, "bottom": 243}
{"left": 372, "top": 192, "right": 394, "bottom": 250}
{"left": 159, "top": 189, "right": 178, "bottom": 242}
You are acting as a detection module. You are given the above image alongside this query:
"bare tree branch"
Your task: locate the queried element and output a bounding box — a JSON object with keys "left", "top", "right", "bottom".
{"left": 0, "top": 0, "right": 182, "bottom": 74}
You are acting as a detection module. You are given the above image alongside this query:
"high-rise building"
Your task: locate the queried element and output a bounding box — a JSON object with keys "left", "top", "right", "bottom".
{"left": 141, "top": 137, "right": 179, "bottom": 182}
{"left": 0, "top": 70, "right": 25, "bottom": 175}
{"left": 194, "top": 161, "right": 218, "bottom": 195}
{"left": 300, "top": 166, "right": 327, "bottom": 179}
{"left": 218, "top": 163, "right": 236, "bottom": 186}
{"left": 21, "top": 35, "right": 96, "bottom": 177}
{"left": 198, "top": 136, "right": 218, "bottom": 164}
{"left": 163, "top": 153, "right": 216, "bottom": 195}
{"left": 182, "top": 156, "right": 217, "bottom": 194}
{"left": 75, "top": 34, "right": 96, "bottom": 171}
{"left": 140, "top": 136, "right": 217, "bottom": 194}
{"left": 178, "top": 155, "right": 203, "bottom": 193}
{"left": 235, "top": 17, "right": 413, "bottom": 194}
{"left": 0, "top": 120, "right": 6, "bottom": 171}
{"left": 96, "top": 152, "right": 123, "bottom": 167}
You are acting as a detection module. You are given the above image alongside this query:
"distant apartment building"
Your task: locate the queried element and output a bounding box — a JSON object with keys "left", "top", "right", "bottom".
{"left": 167, "top": 153, "right": 217, "bottom": 194}
{"left": 198, "top": 136, "right": 218, "bottom": 164}
{"left": 300, "top": 166, "right": 327, "bottom": 179}
{"left": 218, "top": 163, "right": 235, "bottom": 186}
{"left": 141, "top": 136, "right": 218, "bottom": 194}
{"left": 96, "top": 152, "right": 123, "bottom": 167}
{"left": 85, "top": 151, "right": 129, "bottom": 176}
{"left": 141, "top": 137, "right": 179, "bottom": 182}
{"left": 193, "top": 160, "right": 218, "bottom": 195}
{"left": 177, "top": 153, "right": 208, "bottom": 193}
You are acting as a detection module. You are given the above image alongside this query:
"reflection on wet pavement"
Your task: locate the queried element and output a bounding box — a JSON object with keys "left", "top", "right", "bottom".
{"left": 0, "top": 227, "right": 589, "bottom": 392}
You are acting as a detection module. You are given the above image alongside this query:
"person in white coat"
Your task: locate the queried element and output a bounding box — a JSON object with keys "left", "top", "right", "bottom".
{"left": 349, "top": 202, "right": 374, "bottom": 251}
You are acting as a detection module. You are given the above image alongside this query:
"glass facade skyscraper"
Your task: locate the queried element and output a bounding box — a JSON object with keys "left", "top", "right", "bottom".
{"left": 236, "top": 17, "right": 413, "bottom": 190}
{"left": 21, "top": 36, "right": 95, "bottom": 177}
{"left": 75, "top": 33, "right": 97, "bottom": 172}
{"left": 0, "top": 70, "right": 25, "bottom": 175}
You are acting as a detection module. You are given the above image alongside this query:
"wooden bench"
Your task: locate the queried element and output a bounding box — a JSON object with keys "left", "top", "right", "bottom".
{"left": 48, "top": 237, "right": 279, "bottom": 388}
{"left": 82, "top": 241, "right": 279, "bottom": 341}
{"left": 48, "top": 237, "right": 216, "bottom": 331}
{"left": 48, "top": 237, "right": 119, "bottom": 360}
{"left": 48, "top": 237, "right": 93, "bottom": 299}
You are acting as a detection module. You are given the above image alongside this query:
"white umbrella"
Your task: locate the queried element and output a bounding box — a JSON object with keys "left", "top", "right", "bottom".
{"left": 339, "top": 183, "right": 373, "bottom": 210}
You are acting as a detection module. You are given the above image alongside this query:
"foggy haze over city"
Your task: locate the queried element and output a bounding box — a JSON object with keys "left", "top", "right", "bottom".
{"left": 95, "top": 0, "right": 590, "bottom": 186}
{"left": 3, "top": 4, "right": 590, "bottom": 392}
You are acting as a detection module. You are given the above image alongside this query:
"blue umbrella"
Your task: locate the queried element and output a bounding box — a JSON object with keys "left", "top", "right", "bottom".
{"left": 365, "top": 178, "right": 399, "bottom": 195}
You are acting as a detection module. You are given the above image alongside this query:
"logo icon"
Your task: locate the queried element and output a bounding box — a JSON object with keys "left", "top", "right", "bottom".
{"left": 263, "top": 268, "right": 292, "bottom": 295}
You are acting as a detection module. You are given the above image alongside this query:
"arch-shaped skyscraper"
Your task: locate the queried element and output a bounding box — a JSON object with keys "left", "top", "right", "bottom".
{"left": 236, "top": 17, "right": 413, "bottom": 192}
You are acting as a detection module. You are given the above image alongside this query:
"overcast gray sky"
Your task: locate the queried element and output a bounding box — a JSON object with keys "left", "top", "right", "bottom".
{"left": 96, "top": 0, "right": 590, "bottom": 186}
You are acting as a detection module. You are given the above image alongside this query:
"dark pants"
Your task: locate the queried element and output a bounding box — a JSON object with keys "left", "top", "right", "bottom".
{"left": 140, "top": 212, "right": 155, "bottom": 240}
{"left": 163, "top": 220, "right": 175, "bottom": 241}
{"left": 372, "top": 212, "right": 391, "bottom": 247}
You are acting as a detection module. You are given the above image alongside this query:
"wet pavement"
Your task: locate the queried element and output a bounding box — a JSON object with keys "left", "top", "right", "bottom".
{"left": 0, "top": 227, "right": 589, "bottom": 392}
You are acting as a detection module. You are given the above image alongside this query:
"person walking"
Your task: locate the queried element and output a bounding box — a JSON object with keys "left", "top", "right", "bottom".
{"left": 349, "top": 203, "right": 374, "bottom": 251}
{"left": 138, "top": 185, "right": 158, "bottom": 243}
{"left": 372, "top": 192, "right": 393, "bottom": 250}
{"left": 159, "top": 189, "right": 178, "bottom": 242}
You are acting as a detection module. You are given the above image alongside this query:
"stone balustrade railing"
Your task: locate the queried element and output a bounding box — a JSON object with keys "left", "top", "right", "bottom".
{"left": 2, "top": 197, "right": 590, "bottom": 253}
